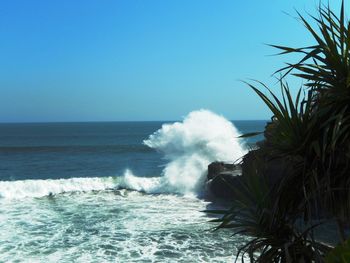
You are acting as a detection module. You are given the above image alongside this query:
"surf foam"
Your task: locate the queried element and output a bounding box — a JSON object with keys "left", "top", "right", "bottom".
{"left": 0, "top": 109, "right": 246, "bottom": 199}
{"left": 122, "top": 109, "right": 246, "bottom": 196}
{"left": 0, "top": 177, "right": 117, "bottom": 199}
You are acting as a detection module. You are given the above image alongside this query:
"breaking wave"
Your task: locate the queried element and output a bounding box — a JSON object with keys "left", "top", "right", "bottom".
{"left": 120, "top": 109, "right": 246, "bottom": 196}
{"left": 0, "top": 176, "right": 118, "bottom": 199}
{"left": 0, "top": 110, "right": 246, "bottom": 199}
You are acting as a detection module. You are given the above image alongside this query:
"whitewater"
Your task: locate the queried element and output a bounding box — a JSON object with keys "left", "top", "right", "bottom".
{"left": 0, "top": 110, "right": 256, "bottom": 262}
{"left": 0, "top": 110, "right": 245, "bottom": 200}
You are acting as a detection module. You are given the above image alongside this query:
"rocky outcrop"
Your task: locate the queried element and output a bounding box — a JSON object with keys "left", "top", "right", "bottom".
{"left": 242, "top": 148, "right": 296, "bottom": 188}
{"left": 207, "top": 148, "right": 298, "bottom": 199}
{"left": 206, "top": 162, "right": 242, "bottom": 199}
{"left": 207, "top": 162, "right": 237, "bottom": 180}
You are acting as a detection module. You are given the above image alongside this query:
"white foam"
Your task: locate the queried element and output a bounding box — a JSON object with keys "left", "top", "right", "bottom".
{"left": 0, "top": 177, "right": 117, "bottom": 199}
{"left": 121, "top": 109, "right": 246, "bottom": 196}
{"left": 118, "top": 169, "right": 162, "bottom": 193}
{"left": 0, "top": 109, "right": 246, "bottom": 200}
{"left": 0, "top": 189, "right": 240, "bottom": 262}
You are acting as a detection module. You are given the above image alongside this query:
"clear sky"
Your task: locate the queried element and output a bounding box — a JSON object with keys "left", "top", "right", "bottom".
{"left": 0, "top": 0, "right": 342, "bottom": 122}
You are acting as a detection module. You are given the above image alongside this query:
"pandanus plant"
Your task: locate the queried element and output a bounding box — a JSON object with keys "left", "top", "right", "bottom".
{"left": 272, "top": 1, "right": 350, "bottom": 238}
{"left": 210, "top": 2, "right": 350, "bottom": 262}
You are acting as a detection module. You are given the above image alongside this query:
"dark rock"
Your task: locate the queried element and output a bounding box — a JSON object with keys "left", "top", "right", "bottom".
{"left": 242, "top": 148, "right": 297, "bottom": 188}
{"left": 207, "top": 162, "right": 242, "bottom": 199}
{"left": 207, "top": 162, "right": 237, "bottom": 180}
{"left": 207, "top": 171, "right": 242, "bottom": 199}
{"left": 207, "top": 148, "right": 296, "bottom": 199}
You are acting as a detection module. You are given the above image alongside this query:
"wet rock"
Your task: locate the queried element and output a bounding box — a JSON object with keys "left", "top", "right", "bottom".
{"left": 207, "top": 162, "right": 237, "bottom": 180}
{"left": 207, "top": 162, "right": 242, "bottom": 199}
{"left": 207, "top": 172, "right": 242, "bottom": 199}
{"left": 242, "top": 148, "right": 295, "bottom": 188}
{"left": 207, "top": 149, "right": 295, "bottom": 199}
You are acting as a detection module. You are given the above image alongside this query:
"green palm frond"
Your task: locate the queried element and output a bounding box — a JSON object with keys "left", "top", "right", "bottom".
{"left": 211, "top": 2, "right": 350, "bottom": 261}
{"left": 245, "top": 80, "right": 315, "bottom": 156}
{"left": 273, "top": 1, "right": 350, "bottom": 103}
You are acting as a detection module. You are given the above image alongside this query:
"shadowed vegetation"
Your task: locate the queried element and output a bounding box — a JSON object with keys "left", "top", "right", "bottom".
{"left": 209, "top": 2, "right": 350, "bottom": 262}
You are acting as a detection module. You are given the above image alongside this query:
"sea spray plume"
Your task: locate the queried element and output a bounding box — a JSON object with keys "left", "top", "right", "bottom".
{"left": 0, "top": 110, "right": 246, "bottom": 199}
{"left": 119, "top": 169, "right": 162, "bottom": 193}
{"left": 142, "top": 109, "right": 246, "bottom": 195}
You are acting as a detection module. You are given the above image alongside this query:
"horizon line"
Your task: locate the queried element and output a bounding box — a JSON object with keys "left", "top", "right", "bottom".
{"left": 0, "top": 119, "right": 269, "bottom": 124}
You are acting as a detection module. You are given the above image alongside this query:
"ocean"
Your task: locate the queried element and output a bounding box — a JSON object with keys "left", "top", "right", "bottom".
{"left": 0, "top": 110, "right": 266, "bottom": 262}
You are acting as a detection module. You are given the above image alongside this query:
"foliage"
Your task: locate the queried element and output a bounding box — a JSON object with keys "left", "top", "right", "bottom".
{"left": 271, "top": 1, "right": 350, "bottom": 224}
{"left": 244, "top": 80, "right": 315, "bottom": 157}
{"left": 273, "top": 1, "right": 350, "bottom": 105}
{"left": 211, "top": 1, "right": 350, "bottom": 262}
{"left": 207, "top": 155, "right": 331, "bottom": 262}
{"left": 325, "top": 239, "right": 350, "bottom": 263}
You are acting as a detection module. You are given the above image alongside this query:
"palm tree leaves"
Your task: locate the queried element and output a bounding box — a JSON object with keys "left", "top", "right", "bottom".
{"left": 245, "top": 80, "right": 314, "bottom": 156}
{"left": 264, "top": 1, "right": 350, "bottom": 225}
{"left": 210, "top": 2, "right": 350, "bottom": 262}
{"left": 207, "top": 154, "right": 330, "bottom": 262}
{"left": 273, "top": 1, "right": 350, "bottom": 95}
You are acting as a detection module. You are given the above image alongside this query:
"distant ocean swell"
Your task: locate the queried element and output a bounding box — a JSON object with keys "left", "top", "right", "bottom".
{"left": 0, "top": 110, "right": 246, "bottom": 200}
{"left": 0, "top": 145, "right": 153, "bottom": 153}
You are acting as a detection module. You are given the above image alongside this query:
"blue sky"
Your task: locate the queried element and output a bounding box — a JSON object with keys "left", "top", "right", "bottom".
{"left": 0, "top": 0, "right": 342, "bottom": 122}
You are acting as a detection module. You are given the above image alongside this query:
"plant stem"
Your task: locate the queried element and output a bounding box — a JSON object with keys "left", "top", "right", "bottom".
{"left": 336, "top": 218, "right": 346, "bottom": 243}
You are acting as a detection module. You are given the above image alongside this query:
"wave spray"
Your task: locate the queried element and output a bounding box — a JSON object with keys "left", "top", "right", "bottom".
{"left": 121, "top": 109, "right": 246, "bottom": 196}
{"left": 0, "top": 110, "right": 246, "bottom": 199}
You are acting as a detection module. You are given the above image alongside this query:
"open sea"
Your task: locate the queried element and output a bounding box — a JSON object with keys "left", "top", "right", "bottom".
{"left": 0, "top": 110, "right": 266, "bottom": 262}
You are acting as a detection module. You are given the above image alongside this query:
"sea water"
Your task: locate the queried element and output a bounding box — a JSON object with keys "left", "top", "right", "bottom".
{"left": 0, "top": 110, "right": 266, "bottom": 262}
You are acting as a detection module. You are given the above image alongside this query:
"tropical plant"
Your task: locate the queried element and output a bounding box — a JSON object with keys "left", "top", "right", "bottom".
{"left": 271, "top": 0, "right": 350, "bottom": 234}
{"left": 273, "top": 1, "right": 350, "bottom": 106}
{"left": 244, "top": 80, "right": 315, "bottom": 157}
{"left": 251, "top": 0, "right": 350, "bottom": 233}
{"left": 210, "top": 1, "right": 350, "bottom": 262}
{"left": 207, "top": 153, "right": 331, "bottom": 262}
{"left": 325, "top": 238, "right": 350, "bottom": 263}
